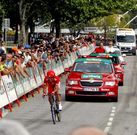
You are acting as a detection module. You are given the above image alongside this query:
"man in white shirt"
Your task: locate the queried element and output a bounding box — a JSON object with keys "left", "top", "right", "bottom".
{"left": 105, "top": 41, "right": 115, "bottom": 53}
{"left": 24, "top": 51, "right": 31, "bottom": 65}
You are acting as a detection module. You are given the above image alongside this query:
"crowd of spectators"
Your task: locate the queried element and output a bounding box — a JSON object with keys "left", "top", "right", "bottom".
{"left": 0, "top": 34, "right": 96, "bottom": 80}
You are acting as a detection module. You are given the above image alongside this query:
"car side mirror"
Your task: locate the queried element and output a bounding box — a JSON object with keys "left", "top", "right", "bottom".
{"left": 65, "top": 68, "right": 71, "bottom": 72}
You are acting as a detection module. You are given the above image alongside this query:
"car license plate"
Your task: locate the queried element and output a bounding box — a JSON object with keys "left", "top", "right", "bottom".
{"left": 84, "top": 87, "right": 99, "bottom": 91}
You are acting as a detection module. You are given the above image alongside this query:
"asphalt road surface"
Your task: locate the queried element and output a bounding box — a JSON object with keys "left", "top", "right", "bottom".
{"left": 3, "top": 56, "right": 137, "bottom": 135}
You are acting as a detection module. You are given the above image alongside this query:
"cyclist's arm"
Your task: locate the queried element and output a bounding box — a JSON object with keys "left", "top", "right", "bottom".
{"left": 53, "top": 84, "right": 59, "bottom": 93}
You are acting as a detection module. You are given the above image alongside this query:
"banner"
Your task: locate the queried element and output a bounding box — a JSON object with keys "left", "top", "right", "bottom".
{"left": 26, "top": 68, "right": 37, "bottom": 90}
{"left": 2, "top": 75, "right": 18, "bottom": 103}
{"left": 34, "top": 66, "right": 43, "bottom": 86}
{"left": 19, "top": 75, "right": 31, "bottom": 93}
{"left": 0, "top": 80, "right": 9, "bottom": 108}
{"left": 11, "top": 74, "right": 25, "bottom": 98}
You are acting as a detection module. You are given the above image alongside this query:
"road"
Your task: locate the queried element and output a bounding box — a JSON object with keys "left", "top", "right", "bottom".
{"left": 3, "top": 56, "right": 137, "bottom": 135}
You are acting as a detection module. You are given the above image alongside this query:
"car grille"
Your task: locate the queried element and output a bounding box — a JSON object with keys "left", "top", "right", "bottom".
{"left": 76, "top": 91, "right": 107, "bottom": 96}
{"left": 121, "top": 47, "right": 130, "bottom": 50}
{"left": 80, "top": 81, "right": 102, "bottom": 87}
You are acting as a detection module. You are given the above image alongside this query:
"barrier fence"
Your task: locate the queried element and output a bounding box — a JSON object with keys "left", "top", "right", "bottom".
{"left": 0, "top": 44, "right": 94, "bottom": 118}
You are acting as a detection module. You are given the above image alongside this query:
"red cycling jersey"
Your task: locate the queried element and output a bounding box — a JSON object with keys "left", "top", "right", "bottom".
{"left": 44, "top": 76, "right": 60, "bottom": 94}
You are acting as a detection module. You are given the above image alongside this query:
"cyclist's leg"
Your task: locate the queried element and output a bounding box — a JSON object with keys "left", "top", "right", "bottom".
{"left": 48, "top": 94, "right": 53, "bottom": 106}
{"left": 55, "top": 91, "right": 61, "bottom": 102}
{"left": 55, "top": 91, "right": 62, "bottom": 110}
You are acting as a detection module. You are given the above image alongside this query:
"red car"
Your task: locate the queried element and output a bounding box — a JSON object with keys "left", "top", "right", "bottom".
{"left": 65, "top": 57, "right": 119, "bottom": 102}
{"left": 89, "top": 53, "right": 126, "bottom": 86}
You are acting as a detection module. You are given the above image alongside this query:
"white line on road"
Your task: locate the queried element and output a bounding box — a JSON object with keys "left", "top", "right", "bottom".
{"left": 110, "top": 113, "right": 115, "bottom": 117}
{"left": 104, "top": 106, "right": 117, "bottom": 133}
{"left": 112, "top": 107, "right": 116, "bottom": 110}
{"left": 111, "top": 110, "right": 116, "bottom": 113}
{"left": 107, "top": 122, "right": 112, "bottom": 126}
{"left": 104, "top": 127, "right": 110, "bottom": 133}
{"left": 109, "top": 117, "right": 114, "bottom": 121}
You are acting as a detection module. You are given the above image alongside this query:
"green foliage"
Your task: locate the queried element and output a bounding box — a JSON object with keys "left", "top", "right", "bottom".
{"left": 1, "top": 0, "right": 137, "bottom": 38}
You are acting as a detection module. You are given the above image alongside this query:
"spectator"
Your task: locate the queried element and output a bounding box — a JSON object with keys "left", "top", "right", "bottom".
{"left": 5, "top": 54, "right": 14, "bottom": 72}
{"left": 24, "top": 51, "right": 31, "bottom": 65}
{"left": 20, "top": 55, "right": 30, "bottom": 77}
{"left": 94, "top": 42, "right": 105, "bottom": 53}
{"left": 0, "top": 55, "right": 8, "bottom": 75}
{"left": 69, "top": 126, "right": 106, "bottom": 135}
{"left": 105, "top": 40, "right": 115, "bottom": 53}
{"left": 0, "top": 34, "right": 94, "bottom": 78}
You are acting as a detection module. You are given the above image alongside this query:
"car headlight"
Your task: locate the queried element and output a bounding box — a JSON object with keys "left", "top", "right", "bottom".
{"left": 105, "top": 81, "right": 115, "bottom": 86}
{"left": 68, "top": 80, "right": 78, "bottom": 85}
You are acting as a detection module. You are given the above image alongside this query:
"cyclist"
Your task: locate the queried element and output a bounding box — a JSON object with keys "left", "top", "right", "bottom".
{"left": 42, "top": 70, "right": 62, "bottom": 111}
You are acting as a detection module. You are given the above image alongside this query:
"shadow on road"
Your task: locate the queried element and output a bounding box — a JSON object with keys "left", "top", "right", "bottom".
{"left": 64, "top": 96, "right": 117, "bottom": 103}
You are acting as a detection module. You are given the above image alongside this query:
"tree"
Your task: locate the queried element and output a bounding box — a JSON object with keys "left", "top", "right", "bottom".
{"left": 129, "top": 10, "right": 137, "bottom": 29}
{"left": 0, "top": 3, "right": 4, "bottom": 33}
{"left": 1, "top": 0, "right": 137, "bottom": 43}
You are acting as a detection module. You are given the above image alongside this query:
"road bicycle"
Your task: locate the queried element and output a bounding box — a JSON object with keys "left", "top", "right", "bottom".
{"left": 49, "top": 94, "right": 61, "bottom": 124}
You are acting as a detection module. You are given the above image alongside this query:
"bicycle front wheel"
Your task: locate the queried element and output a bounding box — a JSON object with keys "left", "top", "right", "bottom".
{"left": 51, "top": 106, "right": 56, "bottom": 124}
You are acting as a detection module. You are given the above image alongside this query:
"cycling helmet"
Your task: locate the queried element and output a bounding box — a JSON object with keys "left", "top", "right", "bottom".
{"left": 47, "top": 70, "right": 55, "bottom": 78}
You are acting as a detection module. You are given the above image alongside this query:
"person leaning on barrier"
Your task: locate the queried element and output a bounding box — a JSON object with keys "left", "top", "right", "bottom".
{"left": 68, "top": 126, "right": 106, "bottom": 135}
{"left": 0, "top": 55, "right": 9, "bottom": 75}
{"left": 4, "top": 54, "right": 18, "bottom": 76}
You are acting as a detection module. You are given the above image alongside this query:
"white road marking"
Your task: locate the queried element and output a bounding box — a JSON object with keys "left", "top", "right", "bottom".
{"left": 112, "top": 107, "right": 116, "bottom": 110}
{"left": 104, "top": 106, "right": 117, "bottom": 133}
{"left": 109, "top": 117, "right": 114, "bottom": 121}
{"left": 110, "top": 113, "right": 115, "bottom": 117}
{"left": 107, "top": 122, "right": 112, "bottom": 126}
{"left": 111, "top": 110, "right": 116, "bottom": 113}
{"left": 104, "top": 127, "right": 110, "bottom": 133}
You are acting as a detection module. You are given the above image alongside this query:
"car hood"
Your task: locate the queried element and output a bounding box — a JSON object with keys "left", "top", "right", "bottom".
{"left": 68, "top": 72, "right": 116, "bottom": 81}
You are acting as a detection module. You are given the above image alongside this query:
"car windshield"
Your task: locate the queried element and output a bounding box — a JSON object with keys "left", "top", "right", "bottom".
{"left": 117, "top": 35, "right": 135, "bottom": 43}
{"left": 73, "top": 62, "right": 112, "bottom": 73}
